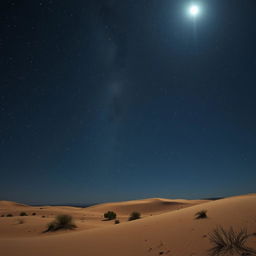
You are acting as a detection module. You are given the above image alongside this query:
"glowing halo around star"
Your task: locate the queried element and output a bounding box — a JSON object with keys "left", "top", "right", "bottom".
{"left": 188, "top": 4, "right": 200, "bottom": 17}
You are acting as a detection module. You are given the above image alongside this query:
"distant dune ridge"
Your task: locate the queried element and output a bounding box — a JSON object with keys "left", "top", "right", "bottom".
{"left": 0, "top": 194, "right": 256, "bottom": 256}
{"left": 83, "top": 198, "right": 209, "bottom": 215}
{"left": 0, "top": 201, "right": 28, "bottom": 208}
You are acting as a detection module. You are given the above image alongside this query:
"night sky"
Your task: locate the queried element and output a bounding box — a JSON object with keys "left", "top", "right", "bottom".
{"left": 1, "top": 0, "right": 256, "bottom": 204}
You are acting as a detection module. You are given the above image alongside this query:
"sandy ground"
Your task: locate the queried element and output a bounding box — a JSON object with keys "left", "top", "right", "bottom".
{"left": 0, "top": 195, "right": 255, "bottom": 256}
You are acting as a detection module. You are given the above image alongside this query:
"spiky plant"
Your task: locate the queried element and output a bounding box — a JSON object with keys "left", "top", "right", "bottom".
{"left": 208, "top": 226, "right": 256, "bottom": 256}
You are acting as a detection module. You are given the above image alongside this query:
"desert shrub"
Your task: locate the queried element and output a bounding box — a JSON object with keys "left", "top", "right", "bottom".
{"left": 195, "top": 210, "right": 207, "bottom": 219}
{"left": 104, "top": 211, "right": 117, "bottom": 220}
{"left": 42, "top": 215, "right": 46, "bottom": 218}
{"left": 6, "top": 213, "right": 13, "bottom": 217}
{"left": 32, "top": 212, "right": 36, "bottom": 216}
{"left": 208, "top": 226, "right": 256, "bottom": 256}
{"left": 20, "top": 212, "right": 28, "bottom": 216}
{"left": 1, "top": 215, "right": 4, "bottom": 217}
{"left": 45, "top": 214, "right": 76, "bottom": 232}
{"left": 46, "top": 222, "right": 55, "bottom": 231}
{"left": 17, "top": 219, "right": 24, "bottom": 224}
{"left": 115, "top": 219, "right": 120, "bottom": 224}
{"left": 128, "top": 212, "right": 141, "bottom": 221}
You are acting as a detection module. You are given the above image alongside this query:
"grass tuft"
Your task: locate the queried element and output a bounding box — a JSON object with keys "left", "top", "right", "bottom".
{"left": 195, "top": 210, "right": 208, "bottom": 219}
{"left": 208, "top": 226, "right": 256, "bottom": 256}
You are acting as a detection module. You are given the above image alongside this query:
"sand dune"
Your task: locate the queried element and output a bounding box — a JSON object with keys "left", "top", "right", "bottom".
{"left": 0, "top": 195, "right": 255, "bottom": 256}
{"left": 0, "top": 197, "right": 207, "bottom": 238}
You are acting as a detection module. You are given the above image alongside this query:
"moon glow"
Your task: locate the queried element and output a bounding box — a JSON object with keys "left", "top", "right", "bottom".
{"left": 189, "top": 5, "right": 200, "bottom": 17}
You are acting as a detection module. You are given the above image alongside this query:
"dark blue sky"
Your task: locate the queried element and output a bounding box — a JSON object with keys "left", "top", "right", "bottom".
{"left": 0, "top": 0, "right": 256, "bottom": 204}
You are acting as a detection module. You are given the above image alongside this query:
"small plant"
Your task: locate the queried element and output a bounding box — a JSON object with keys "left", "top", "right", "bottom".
{"left": 32, "top": 212, "right": 36, "bottom": 216}
{"left": 104, "top": 211, "right": 117, "bottom": 220}
{"left": 17, "top": 219, "right": 24, "bottom": 224}
{"left": 115, "top": 219, "right": 120, "bottom": 224}
{"left": 128, "top": 212, "right": 141, "bottom": 221}
{"left": 195, "top": 210, "right": 207, "bottom": 219}
{"left": 20, "top": 212, "right": 28, "bottom": 216}
{"left": 45, "top": 214, "right": 76, "bottom": 232}
{"left": 208, "top": 226, "right": 256, "bottom": 256}
{"left": 46, "top": 222, "right": 55, "bottom": 231}
{"left": 6, "top": 214, "right": 13, "bottom": 217}
{"left": 1, "top": 215, "right": 4, "bottom": 217}
{"left": 42, "top": 215, "right": 46, "bottom": 218}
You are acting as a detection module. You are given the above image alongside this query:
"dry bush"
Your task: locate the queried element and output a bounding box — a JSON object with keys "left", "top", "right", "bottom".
{"left": 208, "top": 226, "right": 256, "bottom": 256}
{"left": 20, "top": 212, "right": 28, "bottom": 216}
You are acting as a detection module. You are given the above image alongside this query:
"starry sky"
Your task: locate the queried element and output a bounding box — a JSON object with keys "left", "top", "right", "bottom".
{"left": 1, "top": 0, "right": 256, "bottom": 204}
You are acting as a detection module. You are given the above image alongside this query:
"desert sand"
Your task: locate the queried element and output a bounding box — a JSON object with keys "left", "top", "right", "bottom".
{"left": 0, "top": 194, "right": 255, "bottom": 256}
